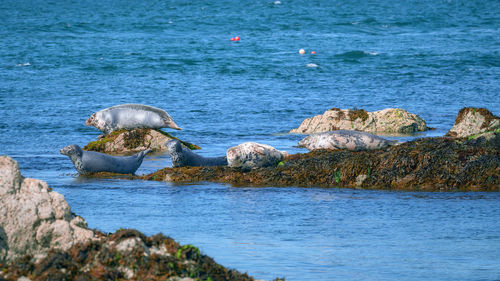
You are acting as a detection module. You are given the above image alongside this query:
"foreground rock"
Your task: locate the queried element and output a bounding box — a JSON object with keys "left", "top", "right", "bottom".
{"left": 0, "top": 156, "right": 95, "bottom": 262}
{"left": 0, "top": 229, "right": 268, "bottom": 281}
{"left": 290, "top": 108, "right": 429, "bottom": 134}
{"left": 0, "top": 156, "right": 280, "bottom": 281}
{"left": 83, "top": 128, "right": 200, "bottom": 154}
{"left": 446, "top": 107, "right": 500, "bottom": 138}
{"left": 141, "top": 133, "right": 499, "bottom": 191}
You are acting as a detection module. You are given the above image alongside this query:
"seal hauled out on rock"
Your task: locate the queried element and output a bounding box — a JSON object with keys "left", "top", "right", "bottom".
{"left": 298, "top": 130, "right": 396, "bottom": 151}
{"left": 85, "top": 104, "right": 181, "bottom": 134}
{"left": 60, "top": 144, "right": 151, "bottom": 175}
{"left": 165, "top": 140, "right": 227, "bottom": 167}
{"left": 226, "top": 142, "right": 288, "bottom": 170}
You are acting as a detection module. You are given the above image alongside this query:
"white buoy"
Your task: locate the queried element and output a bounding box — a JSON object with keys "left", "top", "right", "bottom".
{"left": 299, "top": 48, "right": 305, "bottom": 55}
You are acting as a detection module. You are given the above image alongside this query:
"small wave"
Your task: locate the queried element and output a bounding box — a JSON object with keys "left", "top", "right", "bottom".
{"left": 16, "top": 62, "right": 31, "bottom": 67}
{"left": 306, "top": 63, "right": 318, "bottom": 68}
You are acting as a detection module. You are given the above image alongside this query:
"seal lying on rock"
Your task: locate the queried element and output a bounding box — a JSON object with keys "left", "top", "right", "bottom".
{"left": 86, "top": 104, "right": 181, "bottom": 134}
{"left": 60, "top": 144, "right": 151, "bottom": 175}
{"left": 166, "top": 140, "right": 227, "bottom": 167}
{"left": 298, "top": 130, "right": 396, "bottom": 151}
{"left": 226, "top": 142, "right": 288, "bottom": 170}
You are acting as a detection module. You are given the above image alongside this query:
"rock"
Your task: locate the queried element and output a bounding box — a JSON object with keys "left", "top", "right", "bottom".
{"left": 290, "top": 108, "right": 429, "bottom": 134}
{"left": 446, "top": 107, "right": 500, "bottom": 138}
{"left": 227, "top": 142, "right": 288, "bottom": 170}
{"left": 0, "top": 156, "right": 95, "bottom": 263}
{"left": 83, "top": 128, "right": 200, "bottom": 154}
{"left": 2, "top": 229, "right": 260, "bottom": 281}
{"left": 141, "top": 133, "right": 499, "bottom": 192}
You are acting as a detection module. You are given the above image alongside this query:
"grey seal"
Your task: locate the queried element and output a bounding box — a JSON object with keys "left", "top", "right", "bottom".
{"left": 85, "top": 104, "right": 181, "bottom": 134}
{"left": 226, "top": 142, "right": 288, "bottom": 170}
{"left": 166, "top": 140, "right": 227, "bottom": 167}
{"left": 298, "top": 130, "right": 396, "bottom": 151}
{"left": 60, "top": 144, "right": 151, "bottom": 175}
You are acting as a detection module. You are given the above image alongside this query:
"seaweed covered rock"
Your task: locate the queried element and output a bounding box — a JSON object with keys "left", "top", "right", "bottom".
{"left": 290, "top": 108, "right": 429, "bottom": 134}
{"left": 0, "top": 156, "right": 95, "bottom": 263}
{"left": 0, "top": 229, "right": 266, "bottom": 281}
{"left": 83, "top": 128, "right": 200, "bottom": 154}
{"left": 142, "top": 133, "right": 500, "bottom": 191}
{"left": 446, "top": 107, "right": 500, "bottom": 138}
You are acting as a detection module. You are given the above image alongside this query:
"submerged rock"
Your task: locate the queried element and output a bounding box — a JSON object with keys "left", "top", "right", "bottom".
{"left": 290, "top": 108, "right": 430, "bottom": 134}
{"left": 142, "top": 133, "right": 499, "bottom": 191}
{"left": 0, "top": 156, "right": 95, "bottom": 263}
{"left": 446, "top": 107, "right": 500, "bottom": 138}
{"left": 83, "top": 128, "right": 200, "bottom": 154}
{"left": 227, "top": 142, "right": 288, "bottom": 170}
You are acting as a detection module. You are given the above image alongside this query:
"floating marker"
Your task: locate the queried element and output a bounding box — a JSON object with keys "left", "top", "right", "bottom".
{"left": 230, "top": 37, "right": 235, "bottom": 41}
{"left": 311, "top": 51, "right": 316, "bottom": 54}
{"left": 299, "top": 48, "right": 305, "bottom": 55}
{"left": 235, "top": 36, "right": 240, "bottom": 41}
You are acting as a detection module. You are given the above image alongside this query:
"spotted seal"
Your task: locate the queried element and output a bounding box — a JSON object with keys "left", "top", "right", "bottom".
{"left": 165, "top": 140, "right": 227, "bottom": 167}
{"left": 226, "top": 142, "right": 288, "bottom": 170}
{"left": 85, "top": 104, "right": 181, "bottom": 134}
{"left": 298, "top": 130, "right": 396, "bottom": 151}
{"left": 60, "top": 144, "right": 151, "bottom": 175}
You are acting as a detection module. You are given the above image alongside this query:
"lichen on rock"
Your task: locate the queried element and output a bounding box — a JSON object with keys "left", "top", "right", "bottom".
{"left": 83, "top": 128, "right": 200, "bottom": 154}
{"left": 446, "top": 107, "right": 500, "bottom": 138}
{"left": 290, "top": 108, "right": 430, "bottom": 134}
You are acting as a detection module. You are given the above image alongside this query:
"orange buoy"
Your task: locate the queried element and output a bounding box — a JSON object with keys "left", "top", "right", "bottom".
{"left": 311, "top": 51, "right": 316, "bottom": 54}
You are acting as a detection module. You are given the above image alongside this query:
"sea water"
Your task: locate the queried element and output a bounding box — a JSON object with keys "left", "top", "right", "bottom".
{"left": 1, "top": 0, "right": 499, "bottom": 280}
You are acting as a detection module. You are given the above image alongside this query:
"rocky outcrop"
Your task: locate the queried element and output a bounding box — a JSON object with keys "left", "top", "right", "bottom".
{"left": 142, "top": 133, "right": 500, "bottom": 191}
{"left": 83, "top": 128, "right": 200, "bottom": 154}
{"left": 0, "top": 156, "right": 280, "bottom": 281}
{"left": 446, "top": 107, "right": 500, "bottom": 138}
{"left": 290, "top": 108, "right": 429, "bottom": 134}
{"left": 0, "top": 156, "right": 95, "bottom": 263}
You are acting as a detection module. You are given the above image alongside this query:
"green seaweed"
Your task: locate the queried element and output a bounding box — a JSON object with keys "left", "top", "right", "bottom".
{"left": 176, "top": 244, "right": 200, "bottom": 260}
{"left": 334, "top": 169, "right": 341, "bottom": 184}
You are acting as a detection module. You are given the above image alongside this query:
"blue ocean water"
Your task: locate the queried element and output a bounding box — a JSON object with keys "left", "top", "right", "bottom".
{"left": 1, "top": 0, "right": 499, "bottom": 280}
